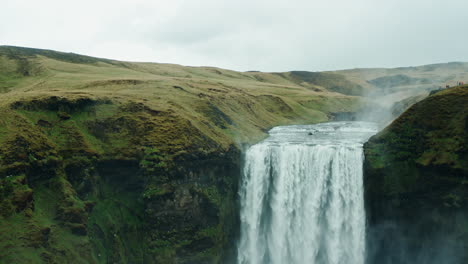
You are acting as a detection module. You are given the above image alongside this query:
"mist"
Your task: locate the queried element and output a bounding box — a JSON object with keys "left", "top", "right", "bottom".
{"left": 366, "top": 211, "right": 466, "bottom": 264}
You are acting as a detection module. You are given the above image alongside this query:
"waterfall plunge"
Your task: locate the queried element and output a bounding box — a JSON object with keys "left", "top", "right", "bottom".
{"left": 238, "top": 122, "right": 378, "bottom": 264}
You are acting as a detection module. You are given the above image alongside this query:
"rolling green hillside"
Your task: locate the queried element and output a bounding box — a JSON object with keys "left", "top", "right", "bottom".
{"left": 0, "top": 46, "right": 367, "bottom": 263}
{"left": 0, "top": 45, "right": 367, "bottom": 144}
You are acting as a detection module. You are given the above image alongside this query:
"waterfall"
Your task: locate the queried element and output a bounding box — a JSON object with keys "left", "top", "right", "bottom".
{"left": 237, "top": 122, "right": 378, "bottom": 264}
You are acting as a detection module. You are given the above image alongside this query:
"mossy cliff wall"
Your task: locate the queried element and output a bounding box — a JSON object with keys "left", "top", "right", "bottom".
{"left": 0, "top": 98, "right": 242, "bottom": 263}
{"left": 364, "top": 86, "right": 468, "bottom": 264}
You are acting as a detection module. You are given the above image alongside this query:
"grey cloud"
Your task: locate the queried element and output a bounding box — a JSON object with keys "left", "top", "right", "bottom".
{"left": 1, "top": 0, "right": 467, "bottom": 71}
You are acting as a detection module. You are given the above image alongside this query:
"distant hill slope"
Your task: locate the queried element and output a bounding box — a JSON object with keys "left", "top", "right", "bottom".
{"left": 287, "top": 71, "right": 365, "bottom": 95}
{"left": 0, "top": 45, "right": 115, "bottom": 64}
{"left": 338, "top": 62, "right": 468, "bottom": 95}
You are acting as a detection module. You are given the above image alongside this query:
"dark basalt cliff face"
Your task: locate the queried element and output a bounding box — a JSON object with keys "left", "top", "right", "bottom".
{"left": 364, "top": 86, "right": 468, "bottom": 264}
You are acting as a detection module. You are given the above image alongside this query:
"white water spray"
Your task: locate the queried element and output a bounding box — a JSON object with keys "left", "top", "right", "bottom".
{"left": 238, "top": 121, "right": 378, "bottom": 264}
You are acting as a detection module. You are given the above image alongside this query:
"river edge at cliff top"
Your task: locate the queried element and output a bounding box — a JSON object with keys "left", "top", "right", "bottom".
{"left": 263, "top": 121, "right": 379, "bottom": 145}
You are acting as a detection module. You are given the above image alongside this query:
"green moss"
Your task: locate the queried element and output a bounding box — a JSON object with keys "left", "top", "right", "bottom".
{"left": 365, "top": 86, "right": 468, "bottom": 262}
{"left": 0, "top": 176, "right": 98, "bottom": 264}
{"left": 15, "top": 103, "right": 121, "bottom": 157}
{"left": 140, "top": 148, "right": 166, "bottom": 168}
{"left": 367, "top": 87, "right": 467, "bottom": 176}
{"left": 142, "top": 184, "right": 171, "bottom": 199}
{"left": 150, "top": 244, "right": 176, "bottom": 263}
{"left": 196, "top": 186, "right": 222, "bottom": 207}
{"left": 0, "top": 175, "right": 31, "bottom": 217}
{"left": 88, "top": 192, "right": 146, "bottom": 263}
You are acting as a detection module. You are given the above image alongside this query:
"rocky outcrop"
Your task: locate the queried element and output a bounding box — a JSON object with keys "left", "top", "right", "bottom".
{"left": 364, "top": 86, "right": 468, "bottom": 264}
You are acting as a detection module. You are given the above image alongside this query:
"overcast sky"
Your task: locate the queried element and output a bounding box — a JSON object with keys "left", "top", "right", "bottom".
{"left": 1, "top": 0, "right": 467, "bottom": 72}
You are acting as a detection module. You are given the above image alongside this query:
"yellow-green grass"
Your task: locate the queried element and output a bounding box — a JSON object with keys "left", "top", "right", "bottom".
{"left": 0, "top": 46, "right": 366, "bottom": 152}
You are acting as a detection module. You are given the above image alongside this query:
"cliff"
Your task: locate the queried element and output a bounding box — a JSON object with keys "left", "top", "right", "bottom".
{"left": 364, "top": 86, "right": 468, "bottom": 263}
{"left": 0, "top": 46, "right": 364, "bottom": 263}
{"left": 2, "top": 45, "right": 466, "bottom": 263}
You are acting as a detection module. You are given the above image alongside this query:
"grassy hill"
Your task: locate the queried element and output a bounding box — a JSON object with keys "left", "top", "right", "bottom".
{"left": 0, "top": 45, "right": 368, "bottom": 146}
{"left": 0, "top": 46, "right": 368, "bottom": 263}
{"left": 0, "top": 45, "right": 466, "bottom": 263}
